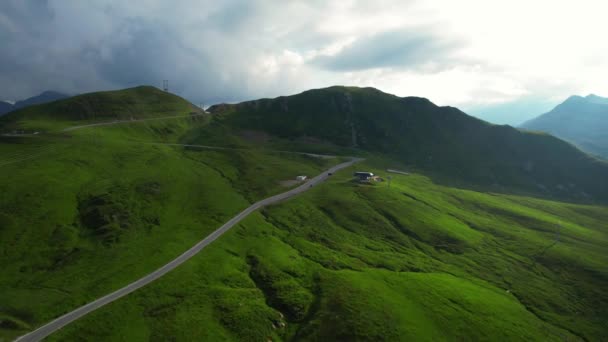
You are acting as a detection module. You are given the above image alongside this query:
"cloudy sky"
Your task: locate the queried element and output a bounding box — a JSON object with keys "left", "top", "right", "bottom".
{"left": 1, "top": 0, "right": 607, "bottom": 124}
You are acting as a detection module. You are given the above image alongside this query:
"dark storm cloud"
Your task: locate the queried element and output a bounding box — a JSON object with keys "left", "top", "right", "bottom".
{"left": 0, "top": 0, "right": 265, "bottom": 104}
{"left": 95, "top": 18, "right": 191, "bottom": 88}
{"left": 91, "top": 16, "right": 229, "bottom": 104}
{"left": 0, "top": 0, "right": 463, "bottom": 105}
{"left": 0, "top": 0, "right": 328, "bottom": 104}
{"left": 0, "top": 1, "right": 56, "bottom": 97}
{"left": 313, "top": 30, "right": 460, "bottom": 71}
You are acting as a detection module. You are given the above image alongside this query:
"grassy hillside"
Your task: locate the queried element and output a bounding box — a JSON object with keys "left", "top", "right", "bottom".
{"left": 521, "top": 94, "right": 608, "bottom": 159}
{"left": 208, "top": 86, "right": 608, "bottom": 202}
{"left": 0, "top": 116, "right": 339, "bottom": 341}
{"left": 1, "top": 85, "right": 607, "bottom": 341}
{"left": 0, "top": 86, "right": 202, "bottom": 132}
{"left": 45, "top": 160, "right": 608, "bottom": 341}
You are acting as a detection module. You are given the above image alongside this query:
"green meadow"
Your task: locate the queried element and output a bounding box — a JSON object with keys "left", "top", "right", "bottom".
{"left": 1, "top": 86, "right": 606, "bottom": 341}
{"left": 0, "top": 118, "right": 339, "bottom": 341}
{"left": 44, "top": 160, "right": 608, "bottom": 341}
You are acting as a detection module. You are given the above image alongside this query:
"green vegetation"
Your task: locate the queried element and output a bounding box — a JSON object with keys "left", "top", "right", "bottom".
{"left": 1, "top": 86, "right": 606, "bottom": 341}
{"left": 0, "top": 86, "right": 202, "bottom": 132}
{"left": 0, "top": 93, "right": 339, "bottom": 341}
{"left": 209, "top": 86, "right": 608, "bottom": 202}
{"left": 45, "top": 162, "right": 608, "bottom": 341}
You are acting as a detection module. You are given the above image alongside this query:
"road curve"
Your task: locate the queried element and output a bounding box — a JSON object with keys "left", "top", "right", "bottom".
{"left": 15, "top": 157, "right": 363, "bottom": 342}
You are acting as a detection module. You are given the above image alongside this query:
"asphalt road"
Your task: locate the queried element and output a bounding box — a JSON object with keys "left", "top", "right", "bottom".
{"left": 61, "top": 113, "right": 207, "bottom": 132}
{"left": 15, "top": 157, "right": 362, "bottom": 342}
{"left": 2, "top": 114, "right": 338, "bottom": 169}
{"left": 143, "top": 142, "right": 337, "bottom": 159}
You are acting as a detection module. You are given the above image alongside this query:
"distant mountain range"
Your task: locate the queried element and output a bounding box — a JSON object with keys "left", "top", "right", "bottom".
{"left": 0, "top": 91, "right": 69, "bottom": 116}
{"left": 0, "top": 101, "right": 13, "bottom": 115}
{"left": 521, "top": 94, "right": 608, "bottom": 159}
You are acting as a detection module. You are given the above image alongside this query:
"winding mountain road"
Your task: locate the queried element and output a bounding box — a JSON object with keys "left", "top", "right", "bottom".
{"left": 142, "top": 142, "right": 337, "bottom": 159}
{"left": 15, "top": 157, "right": 362, "bottom": 342}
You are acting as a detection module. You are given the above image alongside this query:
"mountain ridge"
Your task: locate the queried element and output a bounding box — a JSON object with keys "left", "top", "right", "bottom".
{"left": 207, "top": 85, "right": 608, "bottom": 202}
{"left": 0, "top": 85, "right": 606, "bottom": 341}
{"left": 586, "top": 93, "right": 608, "bottom": 104}
{"left": 0, "top": 86, "right": 203, "bottom": 131}
{"left": 13, "top": 90, "right": 69, "bottom": 109}
{"left": 0, "top": 90, "right": 69, "bottom": 116}
{"left": 2, "top": 85, "right": 607, "bottom": 202}
{"left": 521, "top": 93, "right": 608, "bottom": 159}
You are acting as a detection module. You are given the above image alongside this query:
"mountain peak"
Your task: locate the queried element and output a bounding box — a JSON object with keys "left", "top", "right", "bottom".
{"left": 202, "top": 85, "right": 608, "bottom": 201}
{"left": 0, "top": 90, "right": 70, "bottom": 116}
{"left": 13, "top": 90, "right": 70, "bottom": 109}
{"left": 563, "top": 95, "right": 585, "bottom": 104}
{"left": 585, "top": 94, "right": 608, "bottom": 105}
{"left": 560, "top": 94, "right": 608, "bottom": 106}
{"left": 521, "top": 93, "right": 608, "bottom": 158}
{"left": 554, "top": 94, "right": 608, "bottom": 110}
{"left": 301, "top": 85, "right": 394, "bottom": 97}
{"left": 0, "top": 85, "right": 201, "bottom": 129}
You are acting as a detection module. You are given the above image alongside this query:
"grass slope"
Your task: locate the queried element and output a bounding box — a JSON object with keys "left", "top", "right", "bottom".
{"left": 0, "top": 86, "right": 202, "bottom": 132}
{"left": 1, "top": 85, "right": 606, "bottom": 341}
{"left": 0, "top": 117, "right": 339, "bottom": 341}
{"left": 46, "top": 161, "right": 608, "bottom": 341}
{"left": 209, "top": 86, "right": 608, "bottom": 202}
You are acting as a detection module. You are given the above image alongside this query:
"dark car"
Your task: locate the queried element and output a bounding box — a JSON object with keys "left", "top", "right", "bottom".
{"left": 328, "top": 172, "right": 333, "bottom": 176}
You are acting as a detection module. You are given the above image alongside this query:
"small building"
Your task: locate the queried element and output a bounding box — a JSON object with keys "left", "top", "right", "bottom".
{"left": 296, "top": 175, "right": 307, "bottom": 181}
{"left": 354, "top": 171, "right": 374, "bottom": 181}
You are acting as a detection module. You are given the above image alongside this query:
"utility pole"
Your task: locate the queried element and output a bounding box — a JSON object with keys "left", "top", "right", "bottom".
{"left": 163, "top": 80, "right": 169, "bottom": 92}
{"left": 387, "top": 176, "right": 392, "bottom": 188}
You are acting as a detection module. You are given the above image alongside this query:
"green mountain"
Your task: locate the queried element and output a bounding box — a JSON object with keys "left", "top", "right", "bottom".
{"left": 0, "top": 86, "right": 606, "bottom": 341}
{"left": 208, "top": 86, "right": 608, "bottom": 202}
{"left": 521, "top": 94, "right": 608, "bottom": 159}
{"left": 0, "top": 88, "right": 339, "bottom": 341}
{"left": 0, "top": 85, "right": 202, "bottom": 131}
